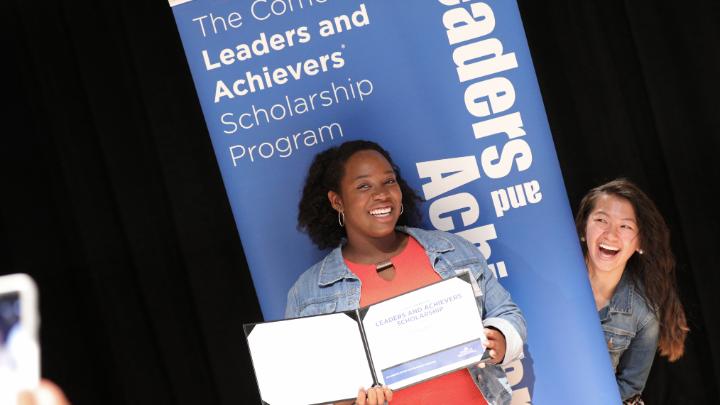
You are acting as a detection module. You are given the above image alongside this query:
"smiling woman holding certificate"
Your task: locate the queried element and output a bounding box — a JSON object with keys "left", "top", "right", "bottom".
{"left": 286, "top": 140, "right": 527, "bottom": 405}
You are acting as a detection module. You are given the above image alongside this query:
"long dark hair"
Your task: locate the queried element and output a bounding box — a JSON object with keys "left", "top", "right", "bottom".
{"left": 575, "top": 178, "right": 688, "bottom": 361}
{"left": 297, "top": 140, "right": 421, "bottom": 250}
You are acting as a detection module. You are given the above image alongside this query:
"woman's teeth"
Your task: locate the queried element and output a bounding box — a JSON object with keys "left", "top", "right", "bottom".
{"left": 599, "top": 243, "right": 619, "bottom": 254}
{"left": 369, "top": 207, "right": 392, "bottom": 217}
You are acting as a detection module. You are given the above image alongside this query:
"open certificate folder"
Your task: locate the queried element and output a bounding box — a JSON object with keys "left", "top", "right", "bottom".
{"left": 244, "top": 272, "right": 490, "bottom": 405}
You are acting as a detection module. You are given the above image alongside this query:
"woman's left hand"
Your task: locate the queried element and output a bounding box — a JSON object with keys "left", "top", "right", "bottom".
{"left": 484, "top": 327, "right": 507, "bottom": 365}
{"left": 17, "top": 379, "right": 71, "bottom": 405}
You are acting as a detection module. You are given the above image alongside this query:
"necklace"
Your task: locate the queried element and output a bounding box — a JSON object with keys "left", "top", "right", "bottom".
{"left": 375, "top": 260, "right": 393, "bottom": 272}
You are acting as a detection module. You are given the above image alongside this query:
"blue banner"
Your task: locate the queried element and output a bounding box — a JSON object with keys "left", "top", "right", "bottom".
{"left": 170, "top": 0, "right": 619, "bottom": 403}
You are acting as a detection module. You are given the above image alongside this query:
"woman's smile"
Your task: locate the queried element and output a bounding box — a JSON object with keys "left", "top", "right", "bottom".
{"left": 368, "top": 206, "right": 394, "bottom": 221}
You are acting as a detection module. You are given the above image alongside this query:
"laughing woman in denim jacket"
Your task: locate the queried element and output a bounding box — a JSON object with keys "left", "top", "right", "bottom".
{"left": 286, "top": 140, "right": 526, "bottom": 405}
{"left": 575, "top": 179, "right": 688, "bottom": 405}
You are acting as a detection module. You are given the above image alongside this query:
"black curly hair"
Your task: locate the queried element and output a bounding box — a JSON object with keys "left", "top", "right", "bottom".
{"left": 298, "top": 140, "right": 422, "bottom": 250}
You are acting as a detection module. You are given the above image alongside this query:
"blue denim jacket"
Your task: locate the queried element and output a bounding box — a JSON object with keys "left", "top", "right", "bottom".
{"left": 285, "top": 227, "right": 527, "bottom": 405}
{"left": 599, "top": 271, "right": 659, "bottom": 400}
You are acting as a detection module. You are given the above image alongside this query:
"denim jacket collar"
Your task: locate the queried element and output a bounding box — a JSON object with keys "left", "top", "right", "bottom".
{"left": 607, "top": 270, "right": 634, "bottom": 315}
{"left": 317, "top": 247, "right": 352, "bottom": 286}
{"left": 317, "top": 226, "right": 455, "bottom": 286}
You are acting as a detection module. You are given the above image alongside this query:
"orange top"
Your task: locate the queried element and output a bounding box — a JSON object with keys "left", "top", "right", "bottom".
{"left": 345, "top": 236, "right": 488, "bottom": 405}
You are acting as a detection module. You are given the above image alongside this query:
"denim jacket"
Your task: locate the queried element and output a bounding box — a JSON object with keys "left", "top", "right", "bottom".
{"left": 599, "top": 271, "right": 659, "bottom": 400}
{"left": 285, "top": 227, "right": 527, "bottom": 405}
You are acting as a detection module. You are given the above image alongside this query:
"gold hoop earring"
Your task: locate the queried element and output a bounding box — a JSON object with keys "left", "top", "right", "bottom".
{"left": 400, "top": 204, "right": 404, "bottom": 216}
{"left": 338, "top": 211, "right": 345, "bottom": 227}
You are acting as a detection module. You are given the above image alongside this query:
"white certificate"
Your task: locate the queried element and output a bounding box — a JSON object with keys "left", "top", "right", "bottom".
{"left": 244, "top": 272, "right": 487, "bottom": 405}
{"left": 245, "top": 313, "right": 374, "bottom": 405}
{"left": 361, "top": 274, "right": 488, "bottom": 389}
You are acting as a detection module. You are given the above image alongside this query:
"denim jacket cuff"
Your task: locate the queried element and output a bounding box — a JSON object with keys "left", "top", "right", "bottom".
{"left": 484, "top": 317, "right": 524, "bottom": 366}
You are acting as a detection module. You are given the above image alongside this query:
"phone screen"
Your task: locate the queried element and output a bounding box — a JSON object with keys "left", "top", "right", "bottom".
{"left": 0, "top": 281, "right": 39, "bottom": 400}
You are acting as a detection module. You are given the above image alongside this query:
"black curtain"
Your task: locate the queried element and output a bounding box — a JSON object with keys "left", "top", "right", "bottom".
{"left": 2, "top": 1, "right": 718, "bottom": 404}
{"left": 519, "top": 2, "right": 720, "bottom": 403}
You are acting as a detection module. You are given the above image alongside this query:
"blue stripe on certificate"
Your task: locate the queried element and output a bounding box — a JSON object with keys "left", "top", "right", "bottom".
{"left": 381, "top": 338, "right": 485, "bottom": 385}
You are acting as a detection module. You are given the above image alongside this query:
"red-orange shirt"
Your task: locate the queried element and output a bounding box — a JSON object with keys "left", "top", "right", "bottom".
{"left": 345, "top": 236, "right": 488, "bottom": 405}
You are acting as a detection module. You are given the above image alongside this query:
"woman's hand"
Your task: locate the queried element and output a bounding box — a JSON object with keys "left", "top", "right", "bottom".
{"left": 335, "top": 385, "right": 393, "bottom": 405}
{"left": 484, "top": 327, "right": 507, "bottom": 365}
{"left": 17, "top": 379, "right": 71, "bottom": 405}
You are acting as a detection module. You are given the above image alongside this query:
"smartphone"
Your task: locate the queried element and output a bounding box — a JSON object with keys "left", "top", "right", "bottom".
{"left": 0, "top": 273, "right": 40, "bottom": 401}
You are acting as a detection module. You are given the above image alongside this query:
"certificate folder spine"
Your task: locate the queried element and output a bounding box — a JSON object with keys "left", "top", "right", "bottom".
{"left": 346, "top": 308, "right": 379, "bottom": 386}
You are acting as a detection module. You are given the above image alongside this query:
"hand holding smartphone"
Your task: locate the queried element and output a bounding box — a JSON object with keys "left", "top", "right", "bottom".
{"left": 0, "top": 273, "right": 40, "bottom": 403}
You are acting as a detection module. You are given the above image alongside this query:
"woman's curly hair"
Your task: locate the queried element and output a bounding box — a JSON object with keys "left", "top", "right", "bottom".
{"left": 298, "top": 140, "right": 422, "bottom": 250}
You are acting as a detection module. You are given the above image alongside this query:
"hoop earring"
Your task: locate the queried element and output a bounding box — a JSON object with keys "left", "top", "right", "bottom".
{"left": 580, "top": 236, "right": 586, "bottom": 242}
{"left": 338, "top": 211, "right": 345, "bottom": 227}
{"left": 400, "top": 204, "right": 404, "bottom": 216}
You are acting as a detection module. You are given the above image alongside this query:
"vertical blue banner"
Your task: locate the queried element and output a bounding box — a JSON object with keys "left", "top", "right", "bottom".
{"left": 170, "top": 1, "right": 619, "bottom": 403}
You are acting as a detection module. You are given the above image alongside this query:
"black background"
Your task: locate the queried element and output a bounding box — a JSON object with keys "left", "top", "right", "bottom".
{"left": 3, "top": 1, "right": 718, "bottom": 404}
